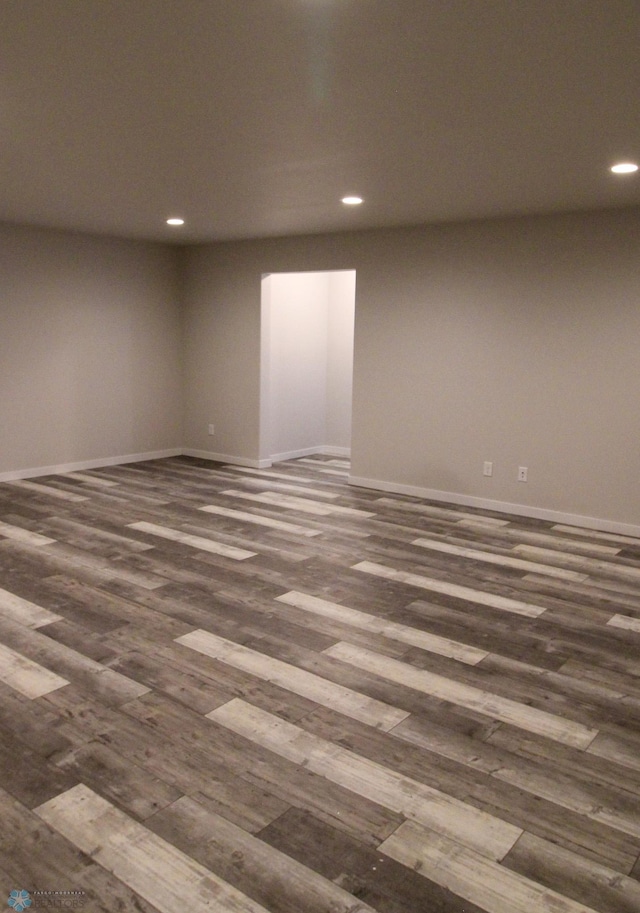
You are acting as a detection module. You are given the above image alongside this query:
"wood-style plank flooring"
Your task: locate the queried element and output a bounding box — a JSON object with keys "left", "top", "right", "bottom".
{"left": 1, "top": 455, "right": 640, "bottom": 912}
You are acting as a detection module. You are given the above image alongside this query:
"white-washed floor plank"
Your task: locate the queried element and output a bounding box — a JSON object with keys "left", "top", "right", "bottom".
{"left": 42, "top": 541, "right": 167, "bottom": 590}
{"left": 0, "top": 641, "right": 69, "bottom": 698}
{"left": 222, "top": 489, "right": 375, "bottom": 518}
{"left": 0, "top": 586, "right": 62, "bottom": 628}
{"left": 380, "top": 820, "right": 599, "bottom": 913}
{"left": 0, "top": 615, "right": 151, "bottom": 703}
{"left": 587, "top": 732, "right": 640, "bottom": 773}
{"left": 455, "top": 522, "right": 622, "bottom": 555}
{"left": 606, "top": 614, "right": 640, "bottom": 633}
{"left": 198, "top": 505, "right": 321, "bottom": 537}
{"left": 234, "top": 478, "right": 341, "bottom": 499}
{"left": 224, "top": 466, "right": 316, "bottom": 483}
{"left": 514, "top": 545, "right": 640, "bottom": 582}
{"left": 176, "top": 629, "right": 408, "bottom": 731}
{"left": 150, "top": 794, "right": 380, "bottom": 913}
{"left": 392, "top": 714, "right": 640, "bottom": 840}
{"left": 374, "top": 497, "right": 510, "bottom": 526}
{"left": 324, "top": 642, "right": 598, "bottom": 750}
{"left": 127, "top": 521, "right": 256, "bottom": 560}
{"left": 276, "top": 590, "right": 488, "bottom": 665}
{"left": 412, "top": 537, "right": 588, "bottom": 581}
{"left": 552, "top": 525, "right": 640, "bottom": 547}
{"left": 45, "top": 516, "right": 156, "bottom": 552}
{"left": 221, "top": 490, "right": 334, "bottom": 516}
{"left": 353, "top": 560, "right": 547, "bottom": 617}
{"left": 207, "top": 698, "right": 522, "bottom": 861}
{"left": 35, "top": 784, "right": 272, "bottom": 913}
{"left": 4, "top": 480, "right": 89, "bottom": 502}
{"left": 0, "top": 520, "right": 55, "bottom": 547}
{"left": 65, "top": 472, "right": 120, "bottom": 487}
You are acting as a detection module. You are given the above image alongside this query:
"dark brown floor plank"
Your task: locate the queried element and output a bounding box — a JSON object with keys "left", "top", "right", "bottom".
{"left": 259, "top": 806, "right": 486, "bottom": 913}
{"left": 148, "top": 794, "right": 380, "bottom": 913}
{"left": 122, "top": 690, "right": 404, "bottom": 845}
{"left": 0, "top": 725, "right": 78, "bottom": 809}
{"left": 503, "top": 830, "right": 640, "bottom": 913}
{"left": 294, "top": 705, "right": 640, "bottom": 874}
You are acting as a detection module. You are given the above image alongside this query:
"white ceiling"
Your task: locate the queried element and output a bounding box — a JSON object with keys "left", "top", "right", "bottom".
{"left": 1, "top": 0, "right": 639, "bottom": 243}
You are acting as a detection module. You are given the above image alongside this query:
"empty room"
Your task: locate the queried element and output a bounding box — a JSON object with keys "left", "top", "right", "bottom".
{"left": 1, "top": 2, "right": 640, "bottom": 912}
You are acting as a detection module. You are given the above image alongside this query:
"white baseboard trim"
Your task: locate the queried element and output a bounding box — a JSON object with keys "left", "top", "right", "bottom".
{"left": 182, "top": 448, "right": 270, "bottom": 469}
{"left": 267, "top": 446, "right": 325, "bottom": 463}
{"left": 0, "top": 445, "right": 348, "bottom": 480}
{"left": 4, "top": 452, "right": 633, "bottom": 537}
{"left": 266, "top": 445, "right": 347, "bottom": 462}
{"left": 264, "top": 445, "right": 352, "bottom": 463}
{"left": 0, "top": 448, "right": 183, "bottom": 483}
{"left": 319, "top": 446, "right": 351, "bottom": 458}
{"left": 348, "top": 474, "right": 640, "bottom": 539}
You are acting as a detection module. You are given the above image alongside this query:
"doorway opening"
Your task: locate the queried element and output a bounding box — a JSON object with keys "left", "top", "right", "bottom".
{"left": 259, "top": 270, "right": 355, "bottom": 465}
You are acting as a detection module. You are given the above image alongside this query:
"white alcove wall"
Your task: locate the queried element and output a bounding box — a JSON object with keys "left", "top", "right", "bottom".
{"left": 260, "top": 270, "right": 355, "bottom": 463}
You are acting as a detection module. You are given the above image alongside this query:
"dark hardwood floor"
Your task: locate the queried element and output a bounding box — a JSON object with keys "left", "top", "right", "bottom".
{"left": 1, "top": 455, "right": 640, "bottom": 912}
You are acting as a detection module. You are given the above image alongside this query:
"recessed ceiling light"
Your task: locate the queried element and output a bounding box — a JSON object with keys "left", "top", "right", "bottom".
{"left": 166, "top": 217, "right": 185, "bottom": 226}
{"left": 341, "top": 196, "right": 363, "bottom": 205}
{"left": 610, "top": 163, "right": 638, "bottom": 174}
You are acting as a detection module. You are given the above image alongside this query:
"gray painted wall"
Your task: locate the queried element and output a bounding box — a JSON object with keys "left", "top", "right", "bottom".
{"left": 0, "top": 224, "right": 183, "bottom": 476}
{"left": 181, "top": 208, "right": 640, "bottom": 530}
{"left": 1, "top": 208, "right": 638, "bottom": 531}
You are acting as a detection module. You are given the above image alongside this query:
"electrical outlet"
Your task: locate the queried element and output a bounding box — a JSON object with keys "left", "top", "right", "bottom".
{"left": 208, "top": 424, "right": 215, "bottom": 435}
{"left": 483, "top": 461, "right": 493, "bottom": 477}
{"left": 518, "top": 466, "right": 528, "bottom": 482}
